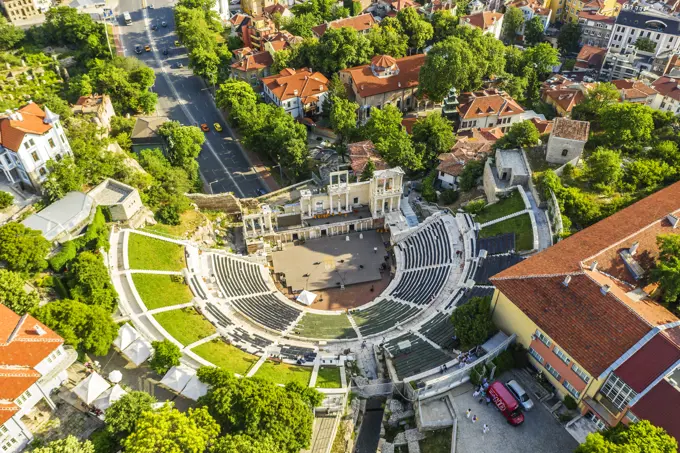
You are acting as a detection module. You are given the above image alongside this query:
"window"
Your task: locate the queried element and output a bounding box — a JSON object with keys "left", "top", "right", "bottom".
{"left": 38, "top": 167, "right": 47, "bottom": 176}
{"left": 24, "top": 141, "right": 30, "bottom": 149}
{"left": 553, "top": 346, "right": 571, "bottom": 365}
{"left": 31, "top": 151, "right": 39, "bottom": 162}
{"left": 16, "top": 389, "right": 32, "bottom": 405}
{"left": 563, "top": 380, "right": 580, "bottom": 398}
{"left": 600, "top": 373, "right": 637, "bottom": 411}
{"left": 48, "top": 138, "right": 55, "bottom": 148}
{"left": 545, "top": 363, "right": 561, "bottom": 381}
{"left": 29, "top": 139, "right": 34, "bottom": 147}
{"left": 353, "top": 197, "right": 359, "bottom": 204}
{"left": 55, "top": 153, "right": 62, "bottom": 162}
{"left": 571, "top": 363, "right": 590, "bottom": 383}
{"left": 534, "top": 330, "right": 551, "bottom": 347}
{"left": 1, "top": 438, "right": 18, "bottom": 452}
{"left": 627, "top": 411, "right": 639, "bottom": 423}
{"left": 561, "top": 149, "right": 569, "bottom": 157}
{"left": 528, "top": 347, "right": 544, "bottom": 363}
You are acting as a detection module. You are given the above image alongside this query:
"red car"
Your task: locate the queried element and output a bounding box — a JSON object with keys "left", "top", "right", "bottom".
{"left": 487, "top": 381, "right": 525, "bottom": 426}
{"left": 200, "top": 123, "right": 209, "bottom": 132}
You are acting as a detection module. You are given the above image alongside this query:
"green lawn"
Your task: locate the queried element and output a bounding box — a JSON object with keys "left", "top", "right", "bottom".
{"left": 295, "top": 313, "right": 357, "bottom": 339}
{"left": 255, "top": 360, "right": 312, "bottom": 386}
{"left": 128, "top": 233, "right": 186, "bottom": 271}
{"left": 316, "top": 367, "right": 342, "bottom": 388}
{"left": 479, "top": 213, "right": 534, "bottom": 251}
{"left": 142, "top": 210, "right": 207, "bottom": 239}
{"left": 153, "top": 308, "right": 216, "bottom": 346}
{"left": 419, "top": 428, "right": 452, "bottom": 453}
{"left": 192, "top": 339, "right": 257, "bottom": 376}
{"left": 132, "top": 274, "right": 193, "bottom": 310}
{"left": 475, "top": 191, "right": 526, "bottom": 224}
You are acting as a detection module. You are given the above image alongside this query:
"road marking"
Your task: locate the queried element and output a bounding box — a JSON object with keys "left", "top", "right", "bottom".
{"left": 141, "top": 8, "right": 245, "bottom": 197}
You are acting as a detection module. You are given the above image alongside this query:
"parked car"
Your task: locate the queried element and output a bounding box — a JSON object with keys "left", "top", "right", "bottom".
{"left": 213, "top": 122, "right": 223, "bottom": 132}
{"left": 162, "top": 48, "right": 169, "bottom": 55}
{"left": 144, "top": 45, "right": 151, "bottom": 52}
{"left": 505, "top": 380, "right": 534, "bottom": 411}
{"left": 487, "top": 381, "right": 524, "bottom": 426}
{"left": 161, "top": 20, "right": 167, "bottom": 27}
{"left": 134, "top": 45, "right": 142, "bottom": 54}
{"left": 151, "top": 23, "right": 157, "bottom": 30}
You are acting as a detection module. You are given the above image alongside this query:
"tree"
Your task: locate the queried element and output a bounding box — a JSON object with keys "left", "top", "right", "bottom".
{"left": 502, "top": 7, "right": 524, "bottom": 42}
{"left": 158, "top": 121, "right": 205, "bottom": 181}
{"left": 651, "top": 234, "right": 680, "bottom": 305}
{"left": 396, "top": 7, "right": 433, "bottom": 50}
{"left": 499, "top": 120, "right": 540, "bottom": 149}
{"left": 523, "top": 43, "right": 560, "bottom": 78}
{"left": 634, "top": 37, "right": 656, "bottom": 52}
{"left": 411, "top": 113, "right": 455, "bottom": 166}
{"left": 216, "top": 79, "right": 259, "bottom": 125}
{"left": 138, "top": 149, "right": 192, "bottom": 222}
{"left": 316, "top": 27, "right": 373, "bottom": 74}
{"left": 281, "top": 13, "right": 318, "bottom": 38}
{"left": 36, "top": 7, "right": 108, "bottom": 60}
{"left": 89, "top": 57, "right": 157, "bottom": 114}
{"left": 123, "top": 405, "right": 220, "bottom": 453}
{"left": 0, "top": 222, "right": 50, "bottom": 274}
{"left": 450, "top": 296, "right": 497, "bottom": 348}
{"left": 576, "top": 421, "right": 677, "bottom": 453}
{"left": 364, "top": 105, "right": 422, "bottom": 170}
{"left": 285, "top": 381, "right": 325, "bottom": 407}
{"left": 212, "top": 434, "right": 282, "bottom": 453}
{"left": 271, "top": 49, "right": 292, "bottom": 73}
{"left": 105, "top": 391, "right": 157, "bottom": 438}
{"left": 361, "top": 159, "right": 376, "bottom": 181}
{"left": 31, "top": 436, "right": 94, "bottom": 453}
{"left": 623, "top": 158, "right": 673, "bottom": 190}
{"left": 0, "top": 191, "right": 13, "bottom": 209}
{"left": 451, "top": 27, "right": 506, "bottom": 86}
{"left": 68, "top": 251, "right": 117, "bottom": 312}
{"left": 197, "top": 367, "right": 320, "bottom": 453}
{"left": 0, "top": 16, "right": 24, "bottom": 50}
{"left": 459, "top": 160, "right": 485, "bottom": 191}
{"left": 571, "top": 82, "right": 620, "bottom": 122}
{"left": 430, "top": 10, "right": 457, "bottom": 41}
{"left": 33, "top": 299, "right": 118, "bottom": 355}
{"left": 0, "top": 270, "right": 40, "bottom": 315}
{"left": 330, "top": 97, "right": 359, "bottom": 145}
{"left": 557, "top": 21, "right": 581, "bottom": 54}
{"left": 524, "top": 16, "right": 544, "bottom": 46}
{"left": 419, "top": 36, "right": 477, "bottom": 102}
{"left": 585, "top": 148, "right": 622, "bottom": 188}
{"left": 149, "top": 339, "right": 182, "bottom": 374}
{"left": 599, "top": 103, "right": 655, "bottom": 148}
{"left": 367, "top": 24, "right": 409, "bottom": 58}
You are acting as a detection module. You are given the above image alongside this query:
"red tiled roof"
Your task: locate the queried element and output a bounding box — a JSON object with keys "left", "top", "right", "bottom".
{"left": 576, "top": 45, "right": 606, "bottom": 69}
{"left": 457, "top": 90, "right": 524, "bottom": 120}
{"left": 631, "top": 380, "right": 680, "bottom": 441}
{"left": 615, "top": 333, "right": 680, "bottom": 393}
{"left": 578, "top": 9, "right": 615, "bottom": 23}
{"left": 0, "top": 305, "right": 63, "bottom": 368}
{"left": 551, "top": 117, "right": 590, "bottom": 141}
{"left": 544, "top": 88, "right": 585, "bottom": 113}
{"left": 348, "top": 140, "right": 389, "bottom": 174}
{"left": 529, "top": 117, "right": 554, "bottom": 134}
{"left": 262, "top": 68, "right": 329, "bottom": 103}
{"left": 312, "top": 13, "right": 377, "bottom": 37}
{"left": 341, "top": 54, "right": 425, "bottom": 99}
{"left": 461, "top": 11, "right": 503, "bottom": 30}
{"left": 0, "top": 402, "right": 19, "bottom": 426}
{"left": 0, "top": 103, "right": 53, "bottom": 152}
{"left": 0, "top": 368, "right": 41, "bottom": 400}
{"left": 386, "top": 0, "right": 421, "bottom": 11}
{"left": 612, "top": 79, "right": 658, "bottom": 101}
{"left": 652, "top": 76, "right": 680, "bottom": 102}
{"left": 230, "top": 50, "right": 273, "bottom": 72}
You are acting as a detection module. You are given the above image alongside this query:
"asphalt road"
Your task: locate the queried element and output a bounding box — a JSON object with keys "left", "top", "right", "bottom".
{"left": 113, "top": 0, "right": 267, "bottom": 196}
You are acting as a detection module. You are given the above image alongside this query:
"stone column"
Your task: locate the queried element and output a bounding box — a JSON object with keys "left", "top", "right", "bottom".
{"left": 250, "top": 218, "right": 256, "bottom": 236}
{"left": 346, "top": 192, "right": 349, "bottom": 211}
{"left": 390, "top": 197, "right": 393, "bottom": 212}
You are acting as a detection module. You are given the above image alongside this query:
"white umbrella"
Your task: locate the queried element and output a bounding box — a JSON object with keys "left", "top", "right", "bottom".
{"left": 160, "top": 366, "right": 195, "bottom": 393}
{"left": 93, "top": 384, "right": 127, "bottom": 411}
{"left": 73, "top": 372, "right": 110, "bottom": 405}
{"left": 122, "top": 338, "right": 153, "bottom": 366}
{"left": 108, "top": 370, "right": 123, "bottom": 384}
{"left": 296, "top": 290, "right": 317, "bottom": 306}
{"left": 113, "top": 324, "right": 140, "bottom": 351}
{"left": 180, "top": 375, "right": 208, "bottom": 401}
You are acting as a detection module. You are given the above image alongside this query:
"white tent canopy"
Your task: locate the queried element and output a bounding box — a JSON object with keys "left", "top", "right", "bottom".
{"left": 180, "top": 375, "right": 208, "bottom": 401}
{"left": 107, "top": 370, "right": 123, "bottom": 384}
{"left": 93, "top": 384, "right": 127, "bottom": 411}
{"left": 113, "top": 323, "right": 140, "bottom": 351}
{"left": 296, "top": 290, "right": 317, "bottom": 306}
{"left": 160, "top": 366, "right": 195, "bottom": 393}
{"left": 73, "top": 372, "right": 110, "bottom": 405}
{"left": 122, "top": 338, "right": 153, "bottom": 366}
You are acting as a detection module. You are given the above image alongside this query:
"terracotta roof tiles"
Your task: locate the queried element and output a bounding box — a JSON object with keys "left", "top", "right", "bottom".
{"left": 652, "top": 76, "right": 680, "bottom": 102}
{"left": 312, "top": 13, "right": 376, "bottom": 37}
{"left": 461, "top": 11, "right": 504, "bottom": 30}
{"left": 348, "top": 140, "right": 389, "bottom": 174}
{"left": 0, "top": 103, "right": 53, "bottom": 152}
{"left": 262, "top": 68, "right": 329, "bottom": 103}
{"left": 230, "top": 50, "right": 273, "bottom": 72}
{"left": 457, "top": 90, "right": 524, "bottom": 120}
{"left": 341, "top": 54, "right": 425, "bottom": 99}
{"left": 551, "top": 117, "right": 590, "bottom": 141}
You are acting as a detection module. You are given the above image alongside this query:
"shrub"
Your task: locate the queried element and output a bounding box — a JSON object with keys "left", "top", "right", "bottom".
{"left": 469, "top": 364, "right": 487, "bottom": 386}
{"left": 450, "top": 296, "right": 497, "bottom": 349}
{"left": 0, "top": 191, "right": 13, "bottom": 209}
{"left": 156, "top": 204, "right": 181, "bottom": 225}
{"left": 421, "top": 171, "right": 437, "bottom": 203}
{"left": 464, "top": 199, "right": 486, "bottom": 215}
{"left": 439, "top": 189, "right": 459, "bottom": 205}
{"left": 492, "top": 349, "right": 515, "bottom": 374}
{"left": 84, "top": 207, "right": 110, "bottom": 250}
{"left": 149, "top": 339, "right": 182, "bottom": 375}
{"left": 563, "top": 394, "right": 578, "bottom": 410}
{"left": 51, "top": 276, "right": 69, "bottom": 299}
{"left": 49, "top": 241, "right": 78, "bottom": 272}
{"left": 510, "top": 343, "right": 529, "bottom": 369}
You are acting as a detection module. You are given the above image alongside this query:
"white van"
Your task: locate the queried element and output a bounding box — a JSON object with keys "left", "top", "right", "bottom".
{"left": 506, "top": 379, "right": 534, "bottom": 411}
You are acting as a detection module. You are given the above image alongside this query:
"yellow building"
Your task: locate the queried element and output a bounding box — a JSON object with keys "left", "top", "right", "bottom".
{"left": 241, "top": 0, "right": 285, "bottom": 16}
{"left": 548, "top": 0, "right": 619, "bottom": 23}
{"left": 488, "top": 180, "right": 680, "bottom": 436}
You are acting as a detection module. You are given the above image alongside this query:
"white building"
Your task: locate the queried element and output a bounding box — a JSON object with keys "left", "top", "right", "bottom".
{"left": 460, "top": 11, "right": 504, "bottom": 40}
{"left": 0, "top": 102, "right": 72, "bottom": 193}
{"left": 456, "top": 89, "right": 525, "bottom": 133}
{"left": 545, "top": 118, "right": 590, "bottom": 164}
{"left": 607, "top": 6, "right": 680, "bottom": 58}
{"left": 509, "top": 0, "right": 551, "bottom": 36}
{"left": 651, "top": 75, "right": 680, "bottom": 114}
{"left": 0, "top": 305, "right": 77, "bottom": 453}
{"left": 261, "top": 68, "right": 329, "bottom": 118}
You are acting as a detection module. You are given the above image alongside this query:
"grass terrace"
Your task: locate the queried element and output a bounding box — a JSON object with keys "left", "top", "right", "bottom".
{"left": 479, "top": 213, "right": 534, "bottom": 251}
{"left": 419, "top": 428, "right": 452, "bottom": 453}
{"left": 153, "top": 308, "right": 216, "bottom": 346}
{"left": 316, "top": 367, "right": 342, "bottom": 388}
{"left": 295, "top": 313, "right": 357, "bottom": 339}
{"left": 255, "top": 360, "right": 312, "bottom": 386}
{"left": 132, "top": 274, "right": 193, "bottom": 310}
{"left": 128, "top": 233, "right": 186, "bottom": 271}
{"left": 192, "top": 339, "right": 258, "bottom": 376}
{"left": 474, "top": 191, "right": 526, "bottom": 224}
{"left": 142, "top": 210, "right": 207, "bottom": 239}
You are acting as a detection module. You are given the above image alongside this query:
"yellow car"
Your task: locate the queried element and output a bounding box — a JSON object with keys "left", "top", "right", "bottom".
{"left": 174, "top": 40, "right": 181, "bottom": 47}
{"left": 213, "top": 122, "right": 223, "bottom": 132}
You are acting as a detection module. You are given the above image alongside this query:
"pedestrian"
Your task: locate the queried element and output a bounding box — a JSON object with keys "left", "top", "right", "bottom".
{"left": 483, "top": 424, "right": 489, "bottom": 434}
{"left": 466, "top": 409, "right": 471, "bottom": 419}
{"left": 472, "top": 415, "right": 478, "bottom": 424}
{"left": 472, "top": 389, "right": 480, "bottom": 398}
{"left": 374, "top": 247, "right": 378, "bottom": 254}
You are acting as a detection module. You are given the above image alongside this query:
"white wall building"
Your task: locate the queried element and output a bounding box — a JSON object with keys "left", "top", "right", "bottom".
{"left": 607, "top": 6, "right": 680, "bottom": 58}
{"left": 0, "top": 102, "right": 72, "bottom": 193}
{"left": 261, "top": 68, "right": 329, "bottom": 118}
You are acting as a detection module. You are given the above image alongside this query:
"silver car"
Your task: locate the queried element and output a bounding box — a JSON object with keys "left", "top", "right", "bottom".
{"left": 506, "top": 379, "right": 534, "bottom": 411}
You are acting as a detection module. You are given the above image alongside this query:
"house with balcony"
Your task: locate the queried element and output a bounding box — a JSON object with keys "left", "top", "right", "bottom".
{"left": 607, "top": 7, "right": 680, "bottom": 58}
{"left": 578, "top": 11, "right": 615, "bottom": 47}
{"left": 488, "top": 180, "right": 680, "bottom": 442}
{"left": 0, "top": 102, "right": 72, "bottom": 194}
{"left": 455, "top": 89, "right": 525, "bottom": 133}
{"left": 0, "top": 305, "right": 77, "bottom": 452}
{"left": 262, "top": 68, "right": 329, "bottom": 119}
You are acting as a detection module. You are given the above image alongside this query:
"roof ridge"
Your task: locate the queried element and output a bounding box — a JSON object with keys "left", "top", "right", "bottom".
{"left": 490, "top": 271, "right": 583, "bottom": 281}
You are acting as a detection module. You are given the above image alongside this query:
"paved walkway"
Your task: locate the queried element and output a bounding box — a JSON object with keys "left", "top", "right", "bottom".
{"left": 525, "top": 190, "right": 552, "bottom": 251}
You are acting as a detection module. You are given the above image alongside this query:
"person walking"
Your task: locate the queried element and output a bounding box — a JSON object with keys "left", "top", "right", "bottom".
{"left": 466, "top": 409, "right": 471, "bottom": 419}
{"left": 472, "top": 415, "right": 478, "bottom": 424}
{"left": 482, "top": 424, "right": 489, "bottom": 434}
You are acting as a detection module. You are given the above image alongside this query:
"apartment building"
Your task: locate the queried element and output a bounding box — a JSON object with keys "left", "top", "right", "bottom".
{"left": 0, "top": 102, "right": 72, "bottom": 193}
{"left": 651, "top": 75, "right": 680, "bottom": 113}
{"left": 508, "top": 0, "right": 551, "bottom": 36}
{"left": 608, "top": 6, "right": 680, "bottom": 58}
{"left": 578, "top": 11, "right": 615, "bottom": 47}
{"left": 489, "top": 181, "right": 680, "bottom": 442}
{"left": 555, "top": 0, "right": 618, "bottom": 24}
{"left": 0, "top": 305, "right": 77, "bottom": 452}
{"left": 311, "top": 13, "right": 377, "bottom": 38}
{"left": 456, "top": 89, "right": 525, "bottom": 132}
{"left": 262, "top": 68, "right": 329, "bottom": 118}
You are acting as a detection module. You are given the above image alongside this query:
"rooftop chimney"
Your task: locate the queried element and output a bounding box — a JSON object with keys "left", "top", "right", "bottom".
{"left": 7, "top": 314, "right": 29, "bottom": 344}
{"left": 34, "top": 324, "right": 46, "bottom": 336}
{"left": 667, "top": 213, "right": 679, "bottom": 228}
{"left": 601, "top": 285, "right": 611, "bottom": 296}
{"left": 563, "top": 275, "right": 572, "bottom": 287}
{"left": 629, "top": 241, "right": 639, "bottom": 256}
{"left": 590, "top": 261, "right": 598, "bottom": 271}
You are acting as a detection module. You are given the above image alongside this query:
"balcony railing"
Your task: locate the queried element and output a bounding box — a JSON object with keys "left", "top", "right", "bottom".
{"left": 38, "top": 346, "right": 78, "bottom": 386}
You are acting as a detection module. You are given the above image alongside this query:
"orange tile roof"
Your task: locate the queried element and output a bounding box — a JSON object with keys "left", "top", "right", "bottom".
{"left": 461, "top": 11, "right": 503, "bottom": 30}
{"left": 262, "top": 68, "right": 329, "bottom": 103}
{"left": 509, "top": 0, "right": 550, "bottom": 15}
{"left": 652, "top": 76, "right": 680, "bottom": 102}
{"left": 612, "top": 79, "right": 658, "bottom": 101}
{"left": 0, "top": 305, "right": 63, "bottom": 368}
{"left": 0, "top": 368, "right": 41, "bottom": 400}
{"left": 0, "top": 102, "right": 53, "bottom": 152}
{"left": 348, "top": 140, "right": 389, "bottom": 174}
{"left": 578, "top": 9, "right": 616, "bottom": 23}
{"left": 341, "top": 54, "right": 425, "bottom": 99}
{"left": 528, "top": 117, "right": 554, "bottom": 134}
{"left": 312, "top": 13, "right": 377, "bottom": 37}
{"left": 386, "top": 0, "right": 421, "bottom": 11}
{"left": 576, "top": 45, "right": 606, "bottom": 69}
{"left": 0, "top": 402, "right": 19, "bottom": 426}
{"left": 544, "top": 88, "right": 585, "bottom": 113}
{"left": 231, "top": 50, "right": 273, "bottom": 72}
{"left": 457, "top": 90, "right": 524, "bottom": 120}
{"left": 437, "top": 127, "right": 502, "bottom": 176}
{"left": 551, "top": 117, "right": 590, "bottom": 141}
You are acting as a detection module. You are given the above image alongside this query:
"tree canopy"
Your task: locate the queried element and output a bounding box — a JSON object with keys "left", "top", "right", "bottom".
{"left": 330, "top": 96, "right": 359, "bottom": 145}
{"left": 411, "top": 113, "right": 455, "bottom": 166}
{"left": 315, "top": 27, "right": 373, "bottom": 74}
{"left": 105, "top": 391, "right": 158, "bottom": 439}
{"left": 0, "top": 222, "right": 50, "bottom": 274}
{"left": 585, "top": 148, "right": 623, "bottom": 189}
{"left": 599, "top": 103, "right": 655, "bottom": 148}
{"left": 571, "top": 82, "right": 620, "bottom": 122}
{"left": 524, "top": 16, "right": 544, "bottom": 46}
{"left": 502, "top": 7, "right": 524, "bottom": 42}
{"left": 31, "top": 436, "right": 95, "bottom": 453}
{"left": 651, "top": 234, "right": 680, "bottom": 306}
{"left": 84, "top": 57, "right": 158, "bottom": 114}
{"left": 0, "top": 16, "right": 24, "bottom": 50}
{"left": 419, "top": 36, "right": 477, "bottom": 101}
{"left": 0, "top": 269, "right": 40, "bottom": 315}
{"left": 158, "top": 121, "right": 206, "bottom": 182}
{"left": 367, "top": 24, "right": 409, "bottom": 58}
{"left": 576, "top": 421, "right": 677, "bottom": 453}
{"left": 634, "top": 37, "right": 656, "bottom": 52}
{"left": 557, "top": 21, "right": 581, "bottom": 54}
{"left": 67, "top": 251, "right": 117, "bottom": 312}
{"left": 149, "top": 339, "right": 182, "bottom": 375}
{"left": 450, "top": 295, "right": 497, "bottom": 348}
{"left": 363, "top": 105, "right": 423, "bottom": 170}
{"left": 396, "top": 7, "right": 433, "bottom": 50}
{"left": 498, "top": 120, "right": 540, "bottom": 149}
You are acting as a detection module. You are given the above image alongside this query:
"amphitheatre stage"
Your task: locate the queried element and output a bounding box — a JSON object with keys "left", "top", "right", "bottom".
{"left": 272, "top": 231, "right": 387, "bottom": 292}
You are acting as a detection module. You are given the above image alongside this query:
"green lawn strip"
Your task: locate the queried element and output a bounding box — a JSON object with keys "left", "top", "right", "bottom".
{"left": 316, "top": 367, "right": 342, "bottom": 388}
{"left": 153, "top": 308, "right": 216, "bottom": 346}
{"left": 132, "top": 274, "right": 193, "bottom": 310}
{"left": 128, "top": 232, "right": 186, "bottom": 271}
{"left": 295, "top": 313, "right": 357, "bottom": 339}
{"left": 191, "top": 339, "right": 257, "bottom": 376}
{"left": 418, "top": 428, "right": 452, "bottom": 453}
{"left": 475, "top": 191, "right": 526, "bottom": 224}
{"left": 479, "top": 213, "right": 534, "bottom": 251}
{"left": 255, "top": 360, "right": 312, "bottom": 386}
